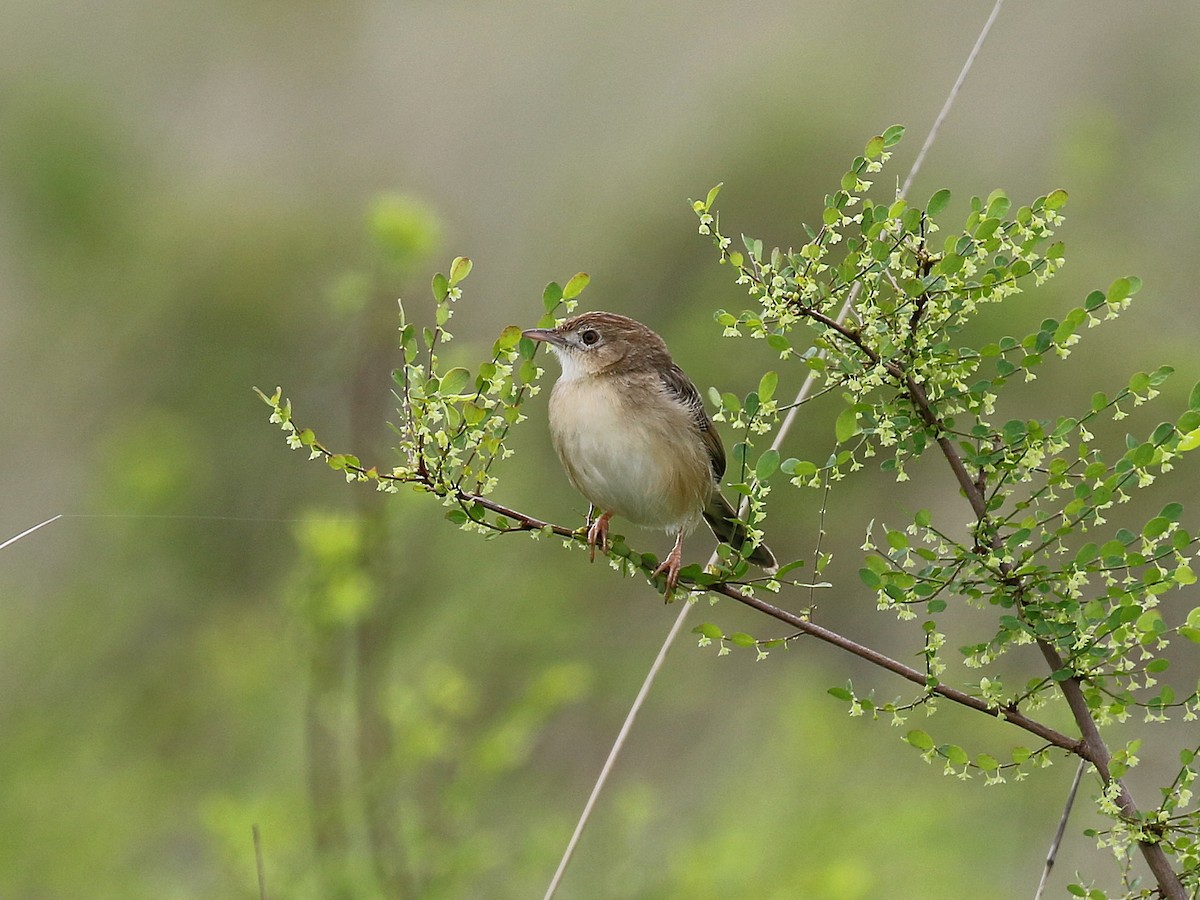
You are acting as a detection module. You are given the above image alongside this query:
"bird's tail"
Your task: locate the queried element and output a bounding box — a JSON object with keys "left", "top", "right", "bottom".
{"left": 702, "top": 492, "right": 777, "bottom": 571}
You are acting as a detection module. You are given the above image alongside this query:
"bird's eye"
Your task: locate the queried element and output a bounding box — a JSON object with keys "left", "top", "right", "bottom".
{"left": 579, "top": 329, "right": 600, "bottom": 346}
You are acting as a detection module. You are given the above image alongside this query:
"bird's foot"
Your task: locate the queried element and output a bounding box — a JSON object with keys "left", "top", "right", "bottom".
{"left": 586, "top": 511, "right": 612, "bottom": 562}
{"left": 651, "top": 531, "right": 686, "bottom": 596}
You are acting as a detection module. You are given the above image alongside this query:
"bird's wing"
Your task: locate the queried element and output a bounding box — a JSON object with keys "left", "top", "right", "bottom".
{"left": 659, "top": 364, "right": 726, "bottom": 481}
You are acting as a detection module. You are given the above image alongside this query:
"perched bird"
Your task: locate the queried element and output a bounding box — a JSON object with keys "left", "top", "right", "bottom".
{"left": 522, "top": 311, "right": 776, "bottom": 592}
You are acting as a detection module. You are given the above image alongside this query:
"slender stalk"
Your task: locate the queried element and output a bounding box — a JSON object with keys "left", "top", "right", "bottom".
{"left": 1034, "top": 760, "right": 1085, "bottom": 900}
{"left": 252, "top": 824, "right": 270, "bottom": 900}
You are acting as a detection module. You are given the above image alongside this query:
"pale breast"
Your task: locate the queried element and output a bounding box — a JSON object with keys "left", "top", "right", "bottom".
{"left": 548, "top": 374, "right": 713, "bottom": 532}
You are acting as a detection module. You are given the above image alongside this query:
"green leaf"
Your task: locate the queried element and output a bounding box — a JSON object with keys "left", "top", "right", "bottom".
{"left": 758, "top": 371, "right": 778, "bottom": 403}
{"left": 563, "top": 272, "right": 590, "bottom": 300}
{"left": 905, "top": 729, "right": 934, "bottom": 751}
{"left": 704, "top": 183, "right": 722, "bottom": 212}
{"left": 1044, "top": 188, "right": 1068, "bottom": 210}
{"left": 495, "top": 324, "right": 523, "bottom": 351}
{"left": 542, "top": 281, "right": 563, "bottom": 311}
{"left": 1178, "top": 427, "right": 1200, "bottom": 453}
{"left": 755, "top": 449, "right": 780, "bottom": 481}
{"left": 1108, "top": 277, "right": 1133, "bottom": 304}
{"left": 944, "top": 744, "right": 969, "bottom": 766}
{"left": 835, "top": 406, "right": 862, "bottom": 443}
{"left": 1189, "top": 382, "right": 1200, "bottom": 411}
{"left": 462, "top": 402, "right": 487, "bottom": 426}
{"left": 729, "top": 632, "right": 756, "bottom": 647}
{"left": 432, "top": 272, "right": 449, "bottom": 302}
{"left": 882, "top": 124, "right": 905, "bottom": 147}
{"left": 926, "top": 189, "right": 951, "bottom": 218}
{"left": 448, "top": 256, "right": 472, "bottom": 287}
{"left": 859, "top": 568, "right": 882, "bottom": 590}
{"left": 976, "top": 753, "right": 999, "bottom": 772}
{"left": 440, "top": 367, "right": 471, "bottom": 396}
{"left": 827, "top": 686, "right": 853, "bottom": 701}
{"left": 694, "top": 622, "right": 724, "bottom": 640}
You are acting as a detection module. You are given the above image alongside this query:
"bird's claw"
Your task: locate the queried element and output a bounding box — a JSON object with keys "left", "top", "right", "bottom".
{"left": 586, "top": 511, "right": 612, "bottom": 562}
{"left": 651, "top": 543, "right": 684, "bottom": 596}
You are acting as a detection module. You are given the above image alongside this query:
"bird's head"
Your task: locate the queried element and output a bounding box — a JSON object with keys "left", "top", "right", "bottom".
{"left": 522, "top": 311, "right": 671, "bottom": 381}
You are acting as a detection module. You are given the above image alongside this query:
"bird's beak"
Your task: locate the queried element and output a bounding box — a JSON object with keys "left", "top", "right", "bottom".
{"left": 521, "top": 327, "right": 566, "bottom": 347}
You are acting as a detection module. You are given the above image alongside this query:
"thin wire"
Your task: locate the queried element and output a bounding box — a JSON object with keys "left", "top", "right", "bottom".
{"left": 0, "top": 513, "right": 358, "bottom": 553}
{"left": 542, "top": 596, "right": 694, "bottom": 899}
{"left": 0, "top": 515, "right": 63, "bottom": 551}
{"left": 901, "top": 0, "right": 1005, "bottom": 199}
{"left": 544, "top": 4, "right": 1005, "bottom": 896}
{"left": 1034, "top": 759, "right": 1086, "bottom": 900}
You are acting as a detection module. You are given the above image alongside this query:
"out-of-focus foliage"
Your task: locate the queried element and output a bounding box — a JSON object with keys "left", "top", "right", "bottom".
{"left": 5, "top": 2, "right": 1200, "bottom": 898}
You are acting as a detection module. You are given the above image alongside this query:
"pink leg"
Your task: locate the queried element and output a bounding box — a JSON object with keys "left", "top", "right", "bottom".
{"left": 587, "top": 511, "right": 613, "bottom": 562}
{"left": 651, "top": 529, "right": 686, "bottom": 594}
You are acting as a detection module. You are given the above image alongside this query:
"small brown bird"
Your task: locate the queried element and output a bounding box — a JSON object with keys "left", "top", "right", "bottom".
{"left": 523, "top": 311, "right": 777, "bottom": 592}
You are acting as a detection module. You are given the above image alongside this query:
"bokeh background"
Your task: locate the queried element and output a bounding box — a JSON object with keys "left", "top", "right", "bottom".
{"left": 4, "top": 1, "right": 1200, "bottom": 897}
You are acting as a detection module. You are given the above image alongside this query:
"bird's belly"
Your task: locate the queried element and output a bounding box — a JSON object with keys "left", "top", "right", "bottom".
{"left": 549, "top": 379, "right": 711, "bottom": 531}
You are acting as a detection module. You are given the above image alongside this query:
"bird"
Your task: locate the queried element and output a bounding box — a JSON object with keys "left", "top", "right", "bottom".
{"left": 522, "top": 311, "right": 777, "bottom": 593}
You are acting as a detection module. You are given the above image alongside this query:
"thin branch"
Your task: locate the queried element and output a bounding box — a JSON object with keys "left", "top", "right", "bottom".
{"left": 1034, "top": 759, "right": 1086, "bottom": 900}
{"left": 900, "top": 0, "right": 1005, "bottom": 198}
{"left": 709, "top": 582, "right": 1082, "bottom": 753}
{"left": 0, "top": 514, "right": 63, "bottom": 551}
{"left": 253, "top": 824, "right": 269, "bottom": 900}
{"left": 542, "top": 598, "right": 694, "bottom": 900}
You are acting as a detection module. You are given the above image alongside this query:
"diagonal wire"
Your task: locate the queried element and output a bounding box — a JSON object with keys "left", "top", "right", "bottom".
{"left": 0, "top": 515, "right": 63, "bottom": 552}
{"left": 1034, "top": 759, "right": 1086, "bottom": 900}
{"left": 544, "top": 2, "right": 1005, "bottom": 897}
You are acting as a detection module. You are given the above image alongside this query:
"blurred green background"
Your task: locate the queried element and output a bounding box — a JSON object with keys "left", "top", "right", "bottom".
{"left": 4, "top": 2, "right": 1200, "bottom": 897}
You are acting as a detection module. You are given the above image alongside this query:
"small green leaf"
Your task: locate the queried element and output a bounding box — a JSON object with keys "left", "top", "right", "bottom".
{"left": 835, "top": 406, "right": 862, "bottom": 443}
{"left": 694, "top": 622, "right": 724, "bottom": 640}
{"left": 1178, "top": 427, "right": 1200, "bottom": 453}
{"left": 881, "top": 124, "right": 905, "bottom": 147}
{"left": 1188, "top": 382, "right": 1200, "bottom": 411}
{"left": 563, "top": 272, "right": 590, "bottom": 300}
{"left": 1108, "top": 277, "right": 1133, "bottom": 304}
{"left": 976, "top": 753, "right": 999, "bottom": 772}
{"left": 755, "top": 449, "right": 780, "bottom": 481}
{"left": 729, "top": 632, "right": 756, "bottom": 647}
{"left": 1044, "top": 188, "right": 1068, "bottom": 210}
{"left": 462, "top": 402, "right": 487, "bottom": 426}
{"left": 704, "top": 183, "right": 722, "bottom": 211}
{"left": 905, "top": 729, "right": 934, "bottom": 751}
{"left": 432, "top": 272, "right": 449, "bottom": 302}
{"left": 448, "top": 256, "right": 472, "bottom": 287}
{"left": 495, "top": 324, "right": 523, "bottom": 351}
{"left": 758, "top": 371, "right": 778, "bottom": 403}
{"left": 926, "top": 189, "right": 951, "bottom": 218}
{"left": 827, "top": 686, "right": 853, "bottom": 701}
{"left": 944, "top": 744, "right": 969, "bottom": 766}
{"left": 440, "top": 367, "right": 471, "bottom": 395}
{"left": 859, "top": 568, "right": 882, "bottom": 590}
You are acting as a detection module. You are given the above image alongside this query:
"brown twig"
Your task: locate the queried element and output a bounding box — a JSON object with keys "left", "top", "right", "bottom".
{"left": 896, "top": 341, "right": 1185, "bottom": 898}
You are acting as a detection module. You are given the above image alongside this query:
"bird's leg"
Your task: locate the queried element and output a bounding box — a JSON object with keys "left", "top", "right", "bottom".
{"left": 652, "top": 529, "right": 686, "bottom": 594}
{"left": 586, "top": 510, "right": 613, "bottom": 562}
